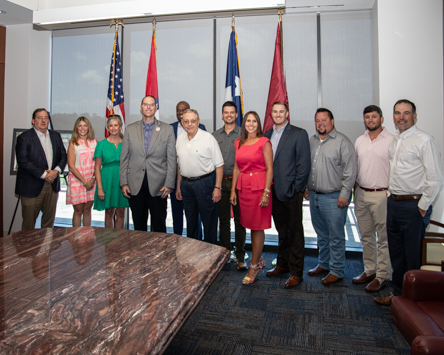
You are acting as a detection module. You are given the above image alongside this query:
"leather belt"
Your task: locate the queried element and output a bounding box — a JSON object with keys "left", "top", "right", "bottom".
{"left": 182, "top": 171, "right": 215, "bottom": 181}
{"left": 391, "top": 194, "right": 422, "bottom": 201}
{"left": 359, "top": 186, "right": 388, "bottom": 192}
{"left": 314, "top": 191, "right": 325, "bottom": 194}
{"left": 223, "top": 176, "right": 233, "bottom": 181}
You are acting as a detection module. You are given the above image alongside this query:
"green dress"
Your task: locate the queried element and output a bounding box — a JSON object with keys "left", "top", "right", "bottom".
{"left": 93, "top": 139, "right": 129, "bottom": 211}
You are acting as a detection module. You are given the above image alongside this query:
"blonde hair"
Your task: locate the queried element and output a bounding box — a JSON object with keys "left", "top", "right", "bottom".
{"left": 70, "top": 116, "right": 95, "bottom": 145}
{"left": 107, "top": 115, "right": 124, "bottom": 139}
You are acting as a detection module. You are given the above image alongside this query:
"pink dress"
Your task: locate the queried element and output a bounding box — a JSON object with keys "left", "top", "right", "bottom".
{"left": 66, "top": 139, "right": 97, "bottom": 205}
{"left": 235, "top": 137, "right": 272, "bottom": 230}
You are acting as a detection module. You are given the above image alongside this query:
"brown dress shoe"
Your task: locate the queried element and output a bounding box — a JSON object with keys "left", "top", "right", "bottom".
{"left": 352, "top": 272, "right": 376, "bottom": 284}
{"left": 266, "top": 266, "right": 290, "bottom": 277}
{"left": 307, "top": 265, "right": 329, "bottom": 276}
{"left": 284, "top": 275, "right": 303, "bottom": 289}
{"left": 374, "top": 292, "right": 394, "bottom": 306}
{"left": 321, "top": 273, "right": 342, "bottom": 284}
{"left": 365, "top": 278, "right": 387, "bottom": 293}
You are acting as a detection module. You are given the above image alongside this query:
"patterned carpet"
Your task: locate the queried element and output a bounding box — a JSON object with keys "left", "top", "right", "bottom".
{"left": 164, "top": 253, "right": 410, "bottom": 355}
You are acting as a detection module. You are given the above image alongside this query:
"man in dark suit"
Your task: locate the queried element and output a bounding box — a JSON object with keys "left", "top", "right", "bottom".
{"left": 120, "top": 95, "right": 176, "bottom": 232}
{"left": 170, "top": 101, "right": 206, "bottom": 236}
{"left": 15, "top": 108, "right": 67, "bottom": 230}
{"left": 264, "top": 102, "right": 311, "bottom": 288}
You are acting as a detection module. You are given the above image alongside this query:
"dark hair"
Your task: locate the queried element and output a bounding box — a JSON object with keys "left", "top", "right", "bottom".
{"left": 141, "top": 95, "right": 156, "bottom": 105}
{"left": 239, "top": 111, "right": 263, "bottom": 149}
{"left": 363, "top": 105, "right": 383, "bottom": 117}
{"left": 315, "top": 107, "right": 334, "bottom": 120}
{"left": 393, "top": 99, "right": 416, "bottom": 114}
{"left": 272, "top": 101, "right": 289, "bottom": 112}
{"left": 32, "top": 108, "right": 50, "bottom": 120}
{"left": 222, "top": 101, "right": 237, "bottom": 113}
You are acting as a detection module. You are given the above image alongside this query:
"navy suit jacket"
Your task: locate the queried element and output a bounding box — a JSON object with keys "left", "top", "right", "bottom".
{"left": 265, "top": 124, "right": 311, "bottom": 202}
{"left": 170, "top": 121, "right": 206, "bottom": 140}
{"left": 15, "top": 128, "right": 67, "bottom": 198}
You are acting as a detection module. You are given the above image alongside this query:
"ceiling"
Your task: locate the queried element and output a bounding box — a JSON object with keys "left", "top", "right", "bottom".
{"left": 0, "top": 0, "right": 32, "bottom": 26}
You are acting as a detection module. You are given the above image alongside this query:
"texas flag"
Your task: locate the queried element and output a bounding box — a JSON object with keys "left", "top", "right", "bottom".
{"left": 225, "top": 29, "right": 243, "bottom": 126}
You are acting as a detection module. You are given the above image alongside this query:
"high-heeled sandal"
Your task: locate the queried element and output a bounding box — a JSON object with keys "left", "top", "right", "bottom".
{"left": 242, "top": 257, "right": 266, "bottom": 284}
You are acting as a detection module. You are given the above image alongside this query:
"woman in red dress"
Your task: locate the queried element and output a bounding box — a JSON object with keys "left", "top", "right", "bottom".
{"left": 230, "top": 111, "right": 273, "bottom": 284}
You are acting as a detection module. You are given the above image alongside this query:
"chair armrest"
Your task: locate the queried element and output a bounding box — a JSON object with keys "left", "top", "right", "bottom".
{"left": 411, "top": 335, "right": 444, "bottom": 355}
{"left": 402, "top": 270, "right": 444, "bottom": 302}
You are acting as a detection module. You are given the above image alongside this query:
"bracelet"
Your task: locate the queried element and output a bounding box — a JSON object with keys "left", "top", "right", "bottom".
{"left": 264, "top": 188, "right": 271, "bottom": 193}
{"left": 214, "top": 186, "right": 222, "bottom": 190}
{"left": 263, "top": 193, "right": 270, "bottom": 198}
{"left": 83, "top": 181, "right": 87, "bottom": 186}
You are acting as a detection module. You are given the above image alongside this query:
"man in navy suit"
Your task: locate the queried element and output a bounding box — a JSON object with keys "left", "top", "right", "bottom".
{"left": 264, "top": 102, "right": 311, "bottom": 288}
{"left": 170, "top": 101, "right": 206, "bottom": 237}
{"left": 15, "top": 108, "right": 67, "bottom": 230}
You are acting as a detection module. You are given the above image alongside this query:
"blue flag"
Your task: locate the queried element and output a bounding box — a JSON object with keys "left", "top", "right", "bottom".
{"left": 225, "top": 30, "right": 243, "bottom": 126}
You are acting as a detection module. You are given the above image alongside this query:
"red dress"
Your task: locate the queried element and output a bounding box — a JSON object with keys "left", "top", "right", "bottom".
{"left": 235, "top": 137, "right": 272, "bottom": 230}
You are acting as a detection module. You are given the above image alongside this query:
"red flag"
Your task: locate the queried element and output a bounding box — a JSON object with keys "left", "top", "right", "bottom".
{"left": 263, "top": 18, "right": 289, "bottom": 133}
{"left": 145, "top": 27, "right": 159, "bottom": 118}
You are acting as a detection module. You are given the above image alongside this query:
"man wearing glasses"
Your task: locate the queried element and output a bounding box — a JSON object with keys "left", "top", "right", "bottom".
{"left": 120, "top": 95, "right": 176, "bottom": 232}
{"left": 15, "top": 108, "right": 67, "bottom": 230}
{"left": 176, "top": 109, "right": 224, "bottom": 244}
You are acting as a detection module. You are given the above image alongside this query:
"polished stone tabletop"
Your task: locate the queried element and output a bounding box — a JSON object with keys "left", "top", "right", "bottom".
{"left": 0, "top": 227, "right": 229, "bottom": 354}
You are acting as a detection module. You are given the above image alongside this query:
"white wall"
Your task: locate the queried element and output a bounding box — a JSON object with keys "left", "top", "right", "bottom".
{"left": 375, "top": 0, "right": 444, "bottom": 225}
{"left": 3, "top": 24, "right": 51, "bottom": 233}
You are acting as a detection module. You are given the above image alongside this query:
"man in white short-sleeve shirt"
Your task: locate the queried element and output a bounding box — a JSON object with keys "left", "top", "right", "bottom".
{"left": 176, "top": 109, "right": 224, "bottom": 244}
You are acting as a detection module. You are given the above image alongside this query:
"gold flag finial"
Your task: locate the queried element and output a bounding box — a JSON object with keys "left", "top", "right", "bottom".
{"left": 110, "top": 19, "right": 124, "bottom": 29}
{"left": 231, "top": 13, "right": 235, "bottom": 30}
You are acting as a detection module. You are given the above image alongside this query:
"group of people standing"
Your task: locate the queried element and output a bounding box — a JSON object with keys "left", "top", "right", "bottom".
{"left": 15, "top": 98, "right": 443, "bottom": 303}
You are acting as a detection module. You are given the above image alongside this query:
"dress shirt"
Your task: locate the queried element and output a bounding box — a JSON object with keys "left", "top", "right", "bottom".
{"left": 355, "top": 127, "right": 393, "bottom": 189}
{"left": 176, "top": 129, "right": 224, "bottom": 178}
{"left": 270, "top": 121, "right": 288, "bottom": 160}
{"left": 307, "top": 128, "right": 356, "bottom": 199}
{"left": 212, "top": 125, "right": 241, "bottom": 176}
{"left": 34, "top": 128, "right": 62, "bottom": 179}
{"left": 388, "top": 125, "right": 443, "bottom": 211}
{"left": 142, "top": 120, "right": 155, "bottom": 153}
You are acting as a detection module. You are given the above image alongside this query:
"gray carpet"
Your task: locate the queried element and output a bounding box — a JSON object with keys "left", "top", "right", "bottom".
{"left": 165, "top": 253, "right": 410, "bottom": 355}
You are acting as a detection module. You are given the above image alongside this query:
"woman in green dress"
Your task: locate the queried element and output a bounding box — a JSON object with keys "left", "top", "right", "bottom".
{"left": 93, "top": 115, "right": 129, "bottom": 228}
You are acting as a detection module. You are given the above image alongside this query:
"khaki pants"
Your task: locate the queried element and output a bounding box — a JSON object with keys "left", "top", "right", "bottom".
{"left": 21, "top": 182, "right": 59, "bottom": 230}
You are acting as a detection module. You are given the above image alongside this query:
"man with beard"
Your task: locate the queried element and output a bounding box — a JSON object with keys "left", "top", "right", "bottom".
{"left": 353, "top": 105, "right": 393, "bottom": 293}
{"left": 374, "top": 99, "right": 443, "bottom": 305}
{"left": 212, "top": 101, "right": 247, "bottom": 269}
{"left": 304, "top": 108, "right": 356, "bottom": 284}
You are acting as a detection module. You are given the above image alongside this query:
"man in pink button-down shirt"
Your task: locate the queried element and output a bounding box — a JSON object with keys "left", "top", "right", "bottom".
{"left": 353, "top": 105, "right": 393, "bottom": 293}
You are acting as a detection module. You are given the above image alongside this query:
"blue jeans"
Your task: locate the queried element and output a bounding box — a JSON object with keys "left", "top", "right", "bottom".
{"left": 387, "top": 196, "right": 432, "bottom": 296}
{"left": 181, "top": 173, "right": 219, "bottom": 244}
{"left": 309, "top": 191, "right": 348, "bottom": 278}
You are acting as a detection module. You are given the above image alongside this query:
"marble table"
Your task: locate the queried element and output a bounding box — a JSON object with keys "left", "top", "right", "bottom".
{"left": 0, "top": 227, "right": 229, "bottom": 354}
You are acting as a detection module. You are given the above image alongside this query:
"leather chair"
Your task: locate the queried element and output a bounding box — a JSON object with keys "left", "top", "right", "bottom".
{"left": 421, "top": 220, "right": 444, "bottom": 272}
{"left": 391, "top": 270, "right": 444, "bottom": 355}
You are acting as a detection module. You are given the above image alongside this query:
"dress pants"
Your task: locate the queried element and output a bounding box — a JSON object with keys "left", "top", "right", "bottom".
{"left": 171, "top": 189, "right": 204, "bottom": 240}
{"left": 21, "top": 182, "right": 59, "bottom": 230}
{"left": 309, "top": 190, "right": 348, "bottom": 278}
{"left": 386, "top": 195, "right": 432, "bottom": 296}
{"left": 181, "top": 173, "right": 219, "bottom": 244}
{"left": 354, "top": 188, "right": 391, "bottom": 280}
{"left": 129, "top": 174, "right": 167, "bottom": 232}
{"left": 272, "top": 186, "right": 305, "bottom": 277}
{"left": 218, "top": 179, "right": 246, "bottom": 261}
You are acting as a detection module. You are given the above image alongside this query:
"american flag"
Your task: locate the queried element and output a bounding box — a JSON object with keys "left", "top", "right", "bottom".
{"left": 105, "top": 32, "right": 125, "bottom": 137}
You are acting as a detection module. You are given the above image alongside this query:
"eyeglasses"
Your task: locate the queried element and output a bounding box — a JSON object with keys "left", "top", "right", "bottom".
{"left": 182, "top": 119, "right": 198, "bottom": 125}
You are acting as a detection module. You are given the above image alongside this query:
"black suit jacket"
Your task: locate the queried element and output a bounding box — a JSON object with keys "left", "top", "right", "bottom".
{"left": 15, "top": 128, "right": 67, "bottom": 198}
{"left": 265, "top": 124, "right": 311, "bottom": 202}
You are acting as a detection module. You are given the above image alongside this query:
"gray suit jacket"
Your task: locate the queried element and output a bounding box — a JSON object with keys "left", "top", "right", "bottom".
{"left": 120, "top": 119, "right": 176, "bottom": 197}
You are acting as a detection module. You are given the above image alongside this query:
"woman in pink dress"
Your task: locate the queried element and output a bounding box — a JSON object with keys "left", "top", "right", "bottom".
{"left": 66, "top": 117, "right": 97, "bottom": 227}
{"left": 230, "top": 111, "right": 273, "bottom": 284}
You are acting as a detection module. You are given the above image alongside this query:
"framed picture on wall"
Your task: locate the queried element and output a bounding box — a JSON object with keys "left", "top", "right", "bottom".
{"left": 10, "top": 128, "right": 27, "bottom": 175}
{"left": 10, "top": 129, "right": 73, "bottom": 175}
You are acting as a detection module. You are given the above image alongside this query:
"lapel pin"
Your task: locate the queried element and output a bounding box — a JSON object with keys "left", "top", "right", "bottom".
{"left": 156, "top": 127, "right": 160, "bottom": 131}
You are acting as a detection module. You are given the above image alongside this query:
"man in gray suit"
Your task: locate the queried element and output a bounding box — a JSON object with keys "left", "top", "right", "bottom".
{"left": 120, "top": 95, "right": 176, "bottom": 232}
{"left": 264, "top": 102, "right": 311, "bottom": 288}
